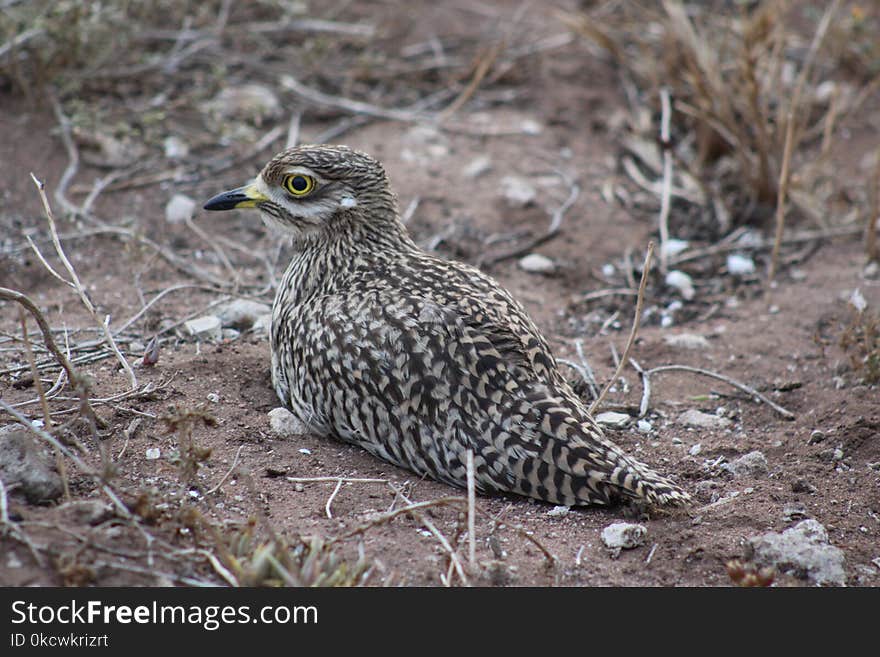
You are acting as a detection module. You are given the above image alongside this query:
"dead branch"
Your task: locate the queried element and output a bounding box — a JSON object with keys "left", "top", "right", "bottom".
{"left": 643, "top": 364, "right": 795, "bottom": 420}
{"left": 658, "top": 88, "right": 673, "bottom": 274}
{"left": 589, "top": 242, "right": 653, "bottom": 414}
{"left": 30, "top": 174, "right": 138, "bottom": 389}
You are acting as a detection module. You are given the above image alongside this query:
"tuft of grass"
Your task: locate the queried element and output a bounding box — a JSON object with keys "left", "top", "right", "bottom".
{"left": 726, "top": 559, "right": 775, "bottom": 587}
{"left": 214, "top": 518, "right": 373, "bottom": 587}
{"left": 839, "top": 304, "right": 880, "bottom": 385}
{"left": 559, "top": 1, "right": 869, "bottom": 240}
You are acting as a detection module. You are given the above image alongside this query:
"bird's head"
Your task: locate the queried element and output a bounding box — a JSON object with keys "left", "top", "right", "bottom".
{"left": 203, "top": 144, "right": 401, "bottom": 243}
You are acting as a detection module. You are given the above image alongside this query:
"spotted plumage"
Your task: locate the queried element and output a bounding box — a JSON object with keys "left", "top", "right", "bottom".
{"left": 204, "top": 144, "right": 689, "bottom": 507}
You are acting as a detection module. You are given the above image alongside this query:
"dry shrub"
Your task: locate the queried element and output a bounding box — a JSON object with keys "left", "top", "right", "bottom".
{"left": 559, "top": 1, "right": 876, "bottom": 241}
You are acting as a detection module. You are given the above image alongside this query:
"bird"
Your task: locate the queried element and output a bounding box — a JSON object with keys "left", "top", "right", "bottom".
{"left": 203, "top": 144, "right": 689, "bottom": 507}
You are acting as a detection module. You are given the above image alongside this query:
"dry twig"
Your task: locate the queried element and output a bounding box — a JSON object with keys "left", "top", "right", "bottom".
{"left": 589, "top": 242, "right": 654, "bottom": 414}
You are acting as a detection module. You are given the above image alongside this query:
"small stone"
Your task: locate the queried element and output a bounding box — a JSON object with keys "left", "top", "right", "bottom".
{"left": 746, "top": 519, "right": 846, "bottom": 586}
{"left": 665, "top": 270, "right": 695, "bottom": 300}
{"left": 203, "top": 84, "right": 281, "bottom": 124}
{"left": 206, "top": 392, "right": 220, "bottom": 403}
{"left": 221, "top": 328, "right": 240, "bottom": 341}
{"left": 518, "top": 253, "right": 556, "bottom": 274}
{"left": 299, "top": 448, "right": 312, "bottom": 455}
{"left": 216, "top": 299, "right": 272, "bottom": 330}
{"left": 252, "top": 313, "right": 272, "bottom": 336}
{"left": 163, "top": 136, "right": 190, "bottom": 159}
{"left": 637, "top": 419, "right": 653, "bottom": 433}
{"left": 678, "top": 409, "right": 731, "bottom": 429}
{"left": 0, "top": 424, "right": 63, "bottom": 504}
{"left": 849, "top": 288, "right": 867, "bottom": 313}
{"left": 500, "top": 176, "right": 537, "bottom": 207}
{"left": 184, "top": 315, "right": 222, "bottom": 341}
{"left": 601, "top": 263, "right": 615, "bottom": 277}
{"left": 791, "top": 478, "right": 817, "bottom": 494}
{"left": 146, "top": 447, "right": 160, "bottom": 460}
{"left": 726, "top": 253, "right": 756, "bottom": 275}
{"left": 689, "top": 443, "right": 702, "bottom": 456}
{"left": 268, "top": 407, "right": 308, "bottom": 437}
{"left": 663, "top": 333, "right": 710, "bottom": 350}
{"left": 661, "top": 239, "right": 689, "bottom": 258}
{"left": 782, "top": 504, "right": 809, "bottom": 522}
{"left": 463, "top": 155, "right": 492, "bottom": 179}
{"left": 519, "top": 119, "right": 543, "bottom": 135}
{"left": 730, "top": 451, "right": 769, "bottom": 478}
{"left": 693, "top": 480, "right": 719, "bottom": 503}
{"left": 863, "top": 261, "right": 880, "bottom": 279}
{"left": 808, "top": 429, "right": 826, "bottom": 445}
{"left": 595, "top": 412, "right": 631, "bottom": 429}
{"left": 547, "top": 505, "right": 570, "bottom": 518}
{"left": 129, "top": 340, "right": 146, "bottom": 354}
{"left": 165, "top": 194, "right": 197, "bottom": 224}
{"left": 601, "top": 522, "right": 647, "bottom": 550}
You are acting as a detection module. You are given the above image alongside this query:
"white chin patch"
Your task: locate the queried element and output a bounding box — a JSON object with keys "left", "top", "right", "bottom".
{"left": 340, "top": 196, "right": 358, "bottom": 209}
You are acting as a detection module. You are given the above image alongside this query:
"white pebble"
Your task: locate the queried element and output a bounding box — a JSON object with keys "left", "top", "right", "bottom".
{"left": 637, "top": 419, "right": 653, "bottom": 433}
{"left": 500, "top": 176, "right": 537, "bottom": 207}
{"left": 184, "top": 315, "right": 222, "bottom": 342}
{"left": 518, "top": 253, "right": 556, "bottom": 274}
{"left": 268, "top": 407, "right": 308, "bottom": 437}
{"left": 726, "top": 253, "right": 756, "bottom": 275}
{"left": 217, "top": 299, "right": 272, "bottom": 330}
{"left": 595, "top": 411, "right": 631, "bottom": 428}
{"left": 299, "top": 448, "right": 312, "bottom": 455}
{"left": 678, "top": 409, "right": 732, "bottom": 429}
{"left": 547, "top": 505, "right": 570, "bottom": 518}
{"left": 661, "top": 239, "right": 690, "bottom": 258}
{"left": 146, "top": 447, "right": 160, "bottom": 460}
{"left": 665, "top": 270, "right": 695, "bottom": 300}
{"left": 165, "top": 193, "right": 197, "bottom": 224}
{"left": 663, "top": 333, "right": 711, "bottom": 350}
{"left": 849, "top": 288, "right": 867, "bottom": 313}
{"left": 163, "top": 136, "right": 190, "bottom": 159}
{"left": 689, "top": 443, "right": 702, "bottom": 456}
{"left": 601, "top": 522, "right": 647, "bottom": 550}
{"left": 463, "top": 155, "right": 492, "bottom": 179}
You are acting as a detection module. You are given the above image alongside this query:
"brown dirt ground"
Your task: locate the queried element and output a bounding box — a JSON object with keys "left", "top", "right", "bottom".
{"left": 1, "top": 1, "right": 879, "bottom": 587}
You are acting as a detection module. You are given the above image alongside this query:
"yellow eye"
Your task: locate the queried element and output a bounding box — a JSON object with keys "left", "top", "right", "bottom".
{"left": 283, "top": 174, "right": 315, "bottom": 196}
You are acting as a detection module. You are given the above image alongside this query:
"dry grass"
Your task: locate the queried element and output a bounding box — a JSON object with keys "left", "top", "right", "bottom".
{"left": 559, "top": 1, "right": 877, "bottom": 247}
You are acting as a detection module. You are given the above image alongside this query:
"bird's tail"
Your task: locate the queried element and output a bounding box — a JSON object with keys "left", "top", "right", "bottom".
{"left": 501, "top": 388, "right": 691, "bottom": 507}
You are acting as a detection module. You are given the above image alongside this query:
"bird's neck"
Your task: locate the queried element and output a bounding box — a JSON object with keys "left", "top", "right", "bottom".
{"left": 275, "top": 213, "right": 419, "bottom": 308}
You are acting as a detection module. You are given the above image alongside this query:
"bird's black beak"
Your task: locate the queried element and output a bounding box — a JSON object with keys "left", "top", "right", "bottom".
{"left": 203, "top": 183, "right": 267, "bottom": 211}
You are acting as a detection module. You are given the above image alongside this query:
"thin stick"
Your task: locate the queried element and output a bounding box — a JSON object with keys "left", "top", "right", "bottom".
{"left": 645, "top": 364, "right": 795, "bottom": 420}
{"left": 589, "top": 242, "right": 653, "bottom": 414}
{"left": 204, "top": 445, "right": 244, "bottom": 496}
{"left": 867, "top": 147, "right": 880, "bottom": 261}
{"left": 466, "top": 449, "right": 476, "bottom": 568}
{"left": 390, "top": 485, "right": 469, "bottom": 587}
{"left": 286, "top": 477, "right": 389, "bottom": 484}
{"left": 658, "top": 88, "right": 673, "bottom": 274}
{"left": 0, "top": 287, "right": 93, "bottom": 423}
{"left": 768, "top": 112, "right": 795, "bottom": 280}
{"left": 325, "top": 479, "right": 344, "bottom": 520}
{"left": 30, "top": 174, "right": 138, "bottom": 390}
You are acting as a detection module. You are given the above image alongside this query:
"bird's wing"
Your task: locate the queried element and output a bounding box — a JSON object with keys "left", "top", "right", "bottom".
{"left": 291, "top": 290, "right": 686, "bottom": 506}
